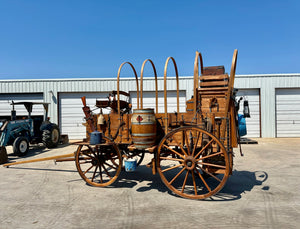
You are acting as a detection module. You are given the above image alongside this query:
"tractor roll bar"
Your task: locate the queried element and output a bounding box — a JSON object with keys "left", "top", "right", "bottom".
{"left": 140, "top": 59, "right": 158, "bottom": 112}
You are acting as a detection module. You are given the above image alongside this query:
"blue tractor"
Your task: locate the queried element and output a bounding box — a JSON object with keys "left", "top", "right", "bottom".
{"left": 0, "top": 101, "right": 60, "bottom": 164}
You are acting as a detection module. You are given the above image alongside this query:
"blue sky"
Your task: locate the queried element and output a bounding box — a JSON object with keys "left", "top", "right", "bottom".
{"left": 0, "top": 0, "right": 299, "bottom": 79}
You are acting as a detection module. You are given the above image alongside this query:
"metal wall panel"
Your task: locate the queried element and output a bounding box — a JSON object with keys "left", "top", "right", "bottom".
{"left": 0, "top": 93, "right": 44, "bottom": 117}
{"left": 1, "top": 74, "right": 300, "bottom": 138}
{"left": 276, "top": 88, "right": 300, "bottom": 137}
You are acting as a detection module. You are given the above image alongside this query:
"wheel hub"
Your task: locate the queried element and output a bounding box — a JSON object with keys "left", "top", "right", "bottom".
{"left": 184, "top": 156, "right": 196, "bottom": 170}
{"left": 20, "top": 141, "right": 28, "bottom": 153}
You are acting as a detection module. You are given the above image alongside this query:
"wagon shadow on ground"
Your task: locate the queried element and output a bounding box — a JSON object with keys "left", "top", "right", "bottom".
{"left": 111, "top": 166, "right": 269, "bottom": 201}
{"left": 206, "top": 170, "right": 269, "bottom": 201}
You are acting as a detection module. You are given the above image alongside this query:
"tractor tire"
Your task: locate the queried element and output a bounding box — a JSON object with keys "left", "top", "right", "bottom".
{"left": 0, "top": 146, "right": 8, "bottom": 164}
{"left": 42, "top": 124, "right": 60, "bottom": 148}
{"left": 13, "top": 136, "right": 29, "bottom": 156}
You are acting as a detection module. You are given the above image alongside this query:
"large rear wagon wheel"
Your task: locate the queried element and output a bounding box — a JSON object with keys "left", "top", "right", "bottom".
{"left": 156, "top": 126, "right": 230, "bottom": 199}
{"left": 75, "top": 139, "right": 122, "bottom": 187}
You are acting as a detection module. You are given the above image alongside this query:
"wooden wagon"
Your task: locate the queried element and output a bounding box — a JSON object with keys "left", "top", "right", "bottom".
{"left": 74, "top": 49, "right": 240, "bottom": 199}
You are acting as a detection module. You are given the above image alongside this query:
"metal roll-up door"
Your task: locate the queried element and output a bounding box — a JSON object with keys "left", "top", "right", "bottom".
{"left": 276, "top": 88, "right": 300, "bottom": 137}
{"left": 0, "top": 93, "right": 44, "bottom": 118}
{"left": 130, "top": 90, "right": 186, "bottom": 113}
{"left": 236, "top": 89, "right": 261, "bottom": 137}
{"left": 59, "top": 92, "right": 109, "bottom": 140}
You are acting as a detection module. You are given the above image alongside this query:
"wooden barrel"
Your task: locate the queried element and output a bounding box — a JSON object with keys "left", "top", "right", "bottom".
{"left": 131, "top": 109, "right": 156, "bottom": 149}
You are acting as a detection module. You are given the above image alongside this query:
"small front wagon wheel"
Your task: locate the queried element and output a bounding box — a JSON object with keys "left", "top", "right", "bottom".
{"left": 75, "top": 139, "right": 122, "bottom": 187}
{"left": 156, "top": 126, "right": 230, "bottom": 199}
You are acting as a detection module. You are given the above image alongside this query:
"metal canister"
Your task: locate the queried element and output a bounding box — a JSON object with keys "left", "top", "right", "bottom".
{"left": 90, "top": 131, "right": 102, "bottom": 145}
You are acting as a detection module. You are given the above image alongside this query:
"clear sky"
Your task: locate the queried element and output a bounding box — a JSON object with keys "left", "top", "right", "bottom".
{"left": 0, "top": 0, "right": 299, "bottom": 80}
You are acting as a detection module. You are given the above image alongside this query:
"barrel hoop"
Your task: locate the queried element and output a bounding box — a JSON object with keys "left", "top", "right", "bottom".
{"left": 131, "top": 122, "right": 156, "bottom": 125}
{"left": 134, "top": 145, "right": 152, "bottom": 149}
{"left": 133, "top": 109, "right": 154, "bottom": 114}
{"left": 132, "top": 133, "right": 156, "bottom": 137}
{"left": 133, "top": 141, "right": 155, "bottom": 144}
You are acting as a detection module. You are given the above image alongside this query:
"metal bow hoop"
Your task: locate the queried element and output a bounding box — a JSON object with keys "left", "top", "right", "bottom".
{"left": 163, "top": 56, "right": 180, "bottom": 134}
{"left": 140, "top": 59, "right": 158, "bottom": 112}
{"left": 193, "top": 51, "right": 204, "bottom": 113}
{"left": 117, "top": 61, "right": 140, "bottom": 117}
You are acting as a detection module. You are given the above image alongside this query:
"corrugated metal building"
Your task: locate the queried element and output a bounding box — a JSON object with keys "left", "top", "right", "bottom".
{"left": 1, "top": 73, "right": 300, "bottom": 139}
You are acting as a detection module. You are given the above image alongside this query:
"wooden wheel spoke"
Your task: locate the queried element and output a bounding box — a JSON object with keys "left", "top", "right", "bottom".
{"left": 195, "top": 169, "right": 211, "bottom": 192}
{"left": 181, "top": 170, "right": 189, "bottom": 193}
{"left": 196, "top": 151, "right": 224, "bottom": 161}
{"left": 101, "top": 164, "right": 112, "bottom": 179}
{"left": 173, "top": 137, "right": 188, "bottom": 157}
{"left": 192, "top": 131, "right": 201, "bottom": 157}
{"left": 79, "top": 160, "right": 93, "bottom": 164}
{"left": 87, "top": 146, "right": 97, "bottom": 158}
{"left": 160, "top": 156, "right": 184, "bottom": 162}
{"left": 197, "top": 162, "right": 226, "bottom": 169}
{"left": 81, "top": 152, "right": 95, "bottom": 159}
{"left": 191, "top": 171, "right": 198, "bottom": 195}
{"left": 99, "top": 165, "right": 103, "bottom": 183}
{"left": 103, "top": 161, "right": 118, "bottom": 170}
{"left": 162, "top": 144, "right": 185, "bottom": 159}
{"left": 184, "top": 130, "right": 191, "bottom": 155}
{"left": 161, "top": 163, "right": 183, "bottom": 173}
{"left": 83, "top": 164, "right": 94, "bottom": 175}
{"left": 91, "top": 165, "right": 98, "bottom": 182}
{"left": 197, "top": 165, "right": 222, "bottom": 182}
{"left": 169, "top": 167, "right": 185, "bottom": 185}
{"left": 110, "top": 158, "right": 119, "bottom": 168}
{"left": 194, "top": 139, "right": 214, "bottom": 159}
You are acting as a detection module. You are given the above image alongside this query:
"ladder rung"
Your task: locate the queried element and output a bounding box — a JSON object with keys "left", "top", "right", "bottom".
{"left": 200, "top": 74, "right": 229, "bottom": 81}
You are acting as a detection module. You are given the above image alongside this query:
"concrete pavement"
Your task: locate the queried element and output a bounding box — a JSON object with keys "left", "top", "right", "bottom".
{"left": 0, "top": 138, "right": 299, "bottom": 229}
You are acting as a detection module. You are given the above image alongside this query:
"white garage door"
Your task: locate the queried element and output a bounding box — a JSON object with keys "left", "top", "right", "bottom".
{"left": 276, "top": 88, "right": 300, "bottom": 137}
{"left": 0, "top": 93, "right": 44, "bottom": 117}
{"left": 59, "top": 92, "right": 110, "bottom": 140}
{"left": 236, "top": 89, "right": 260, "bottom": 137}
{"left": 131, "top": 90, "right": 186, "bottom": 113}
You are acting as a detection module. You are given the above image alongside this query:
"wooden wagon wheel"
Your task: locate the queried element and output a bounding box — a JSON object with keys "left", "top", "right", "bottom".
{"left": 156, "top": 126, "right": 230, "bottom": 199}
{"left": 75, "top": 138, "right": 122, "bottom": 187}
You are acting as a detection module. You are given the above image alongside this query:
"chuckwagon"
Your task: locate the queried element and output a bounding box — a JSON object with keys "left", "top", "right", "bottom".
{"left": 4, "top": 49, "right": 245, "bottom": 200}
{"left": 74, "top": 49, "right": 241, "bottom": 199}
